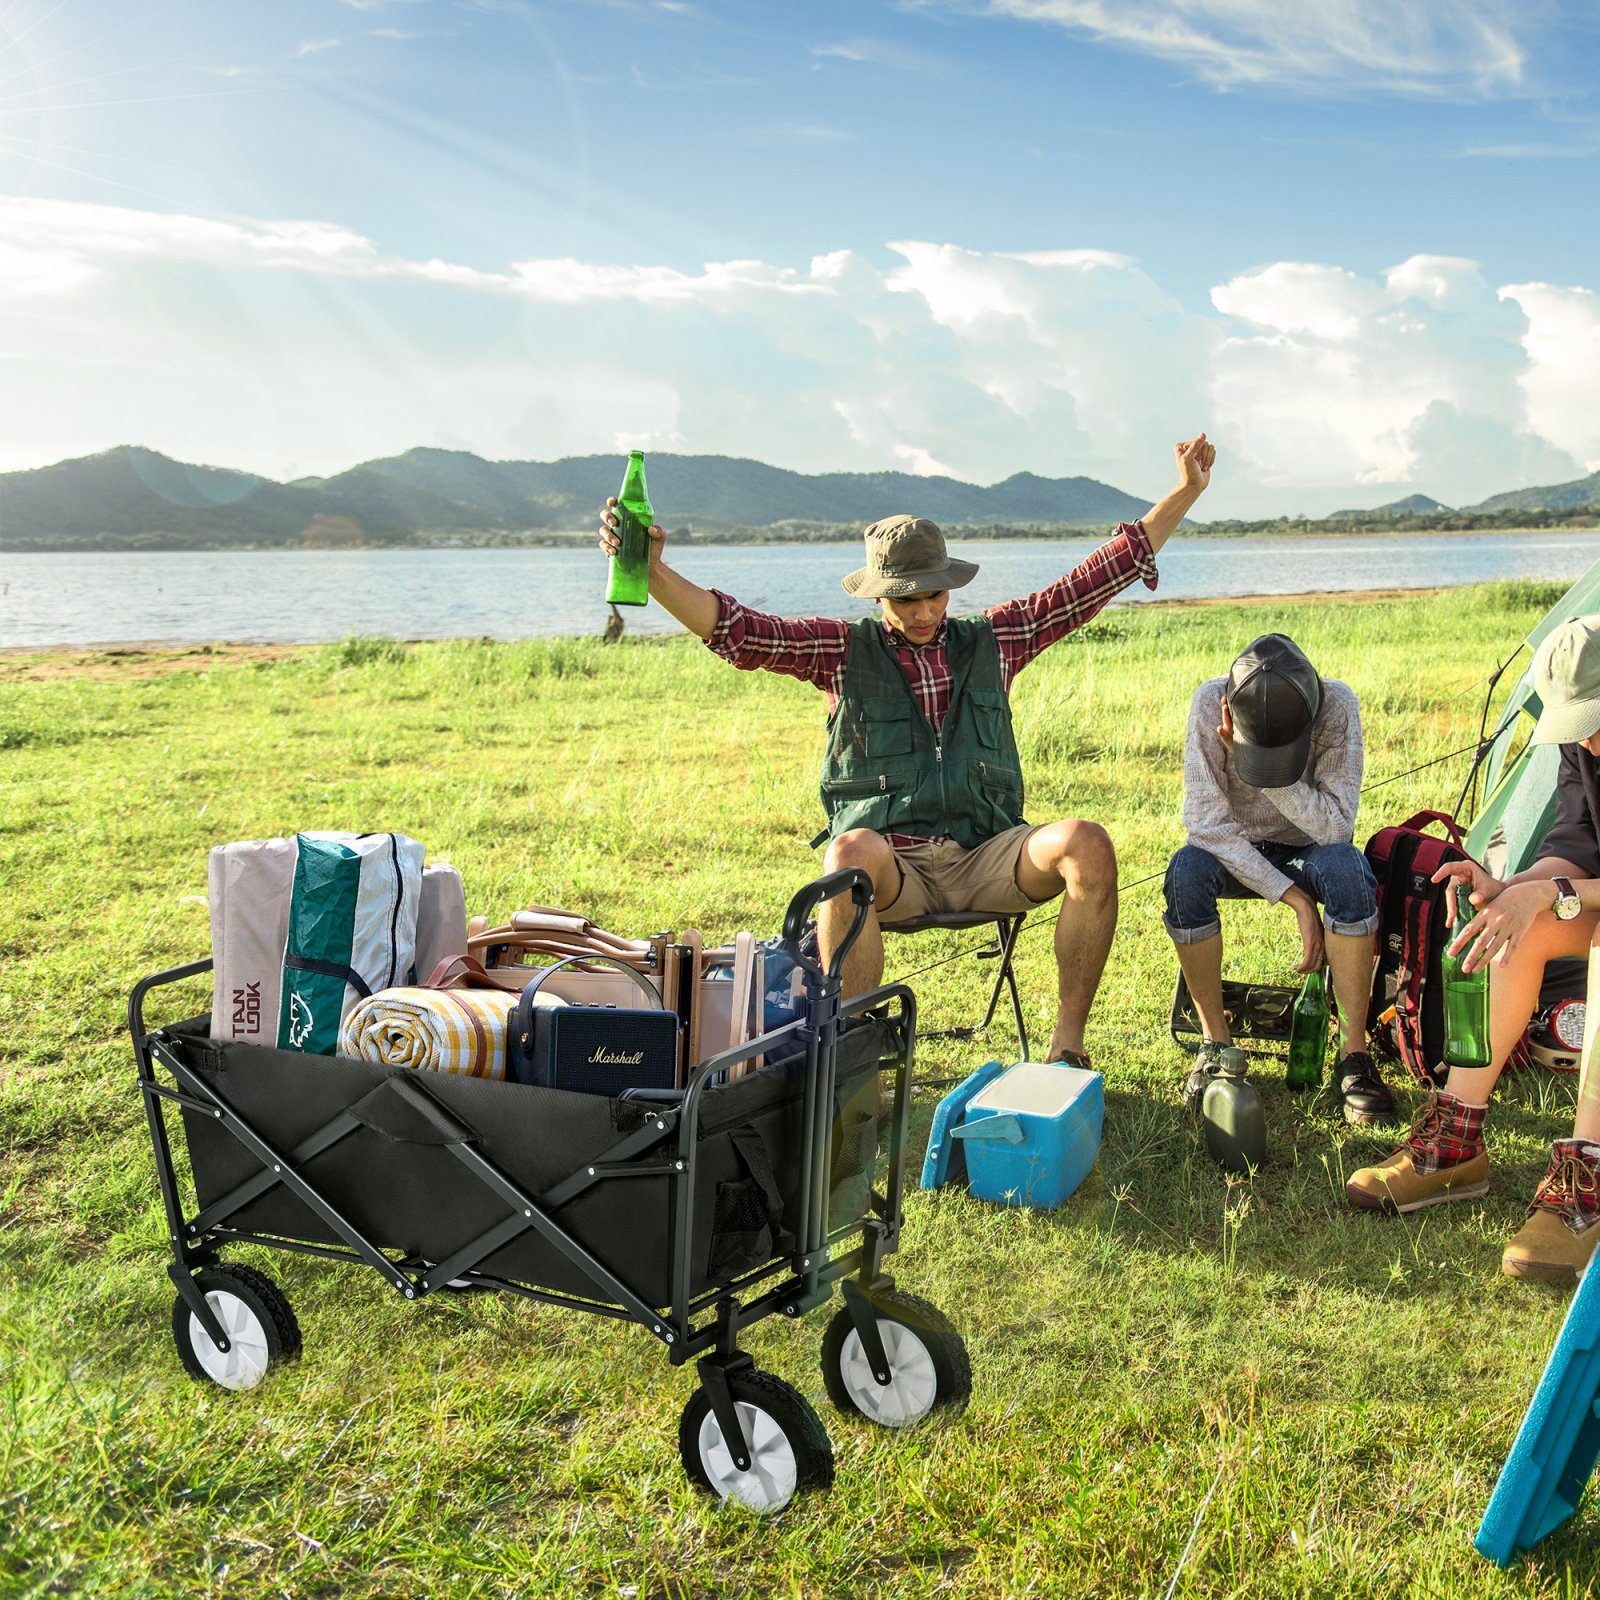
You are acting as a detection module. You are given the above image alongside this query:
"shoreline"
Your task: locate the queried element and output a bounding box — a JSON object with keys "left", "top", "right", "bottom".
{"left": 0, "top": 584, "right": 1465, "bottom": 676}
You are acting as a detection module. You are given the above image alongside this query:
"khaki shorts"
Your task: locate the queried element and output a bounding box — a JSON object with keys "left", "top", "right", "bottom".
{"left": 879, "top": 824, "right": 1057, "bottom": 926}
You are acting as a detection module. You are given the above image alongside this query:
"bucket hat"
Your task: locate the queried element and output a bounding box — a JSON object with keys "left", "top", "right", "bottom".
{"left": 1531, "top": 616, "right": 1600, "bottom": 745}
{"left": 841, "top": 515, "right": 979, "bottom": 599}
{"left": 1226, "top": 633, "right": 1322, "bottom": 789}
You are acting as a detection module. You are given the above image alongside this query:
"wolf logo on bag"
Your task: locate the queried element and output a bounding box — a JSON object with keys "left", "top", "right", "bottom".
{"left": 287, "top": 991, "right": 315, "bottom": 1050}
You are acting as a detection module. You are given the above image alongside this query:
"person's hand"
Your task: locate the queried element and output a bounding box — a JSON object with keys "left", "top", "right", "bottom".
{"left": 1431, "top": 857, "right": 1507, "bottom": 919}
{"left": 1282, "top": 885, "right": 1326, "bottom": 975}
{"left": 597, "top": 496, "right": 668, "bottom": 572}
{"left": 1217, "top": 696, "right": 1235, "bottom": 750}
{"left": 1450, "top": 880, "right": 1554, "bottom": 973}
{"left": 1175, "top": 432, "right": 1215, "bottom": 493}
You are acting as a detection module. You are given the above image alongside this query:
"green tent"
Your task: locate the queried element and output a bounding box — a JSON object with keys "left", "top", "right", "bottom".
{"left": 1464, "top": 559, "right": 1600, "bottom": 876}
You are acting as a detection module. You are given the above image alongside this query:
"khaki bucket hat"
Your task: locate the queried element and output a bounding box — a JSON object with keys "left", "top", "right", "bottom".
{"left": 841, "top": 515, "right": 979, "bottom": 599}
{"left": 1531, "top": 616, "right": 1600, "bottom": 745}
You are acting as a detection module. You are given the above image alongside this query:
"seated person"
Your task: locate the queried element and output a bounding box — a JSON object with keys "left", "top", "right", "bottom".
{"left": 1165, "top": 633, "right": 1394, "bottom": 1124}
{"left": 1347, "top": 617, "right": 1600, "bottom": 1284}
{"left": 599, "top": 435, "right": 1217, "bottom": 1065}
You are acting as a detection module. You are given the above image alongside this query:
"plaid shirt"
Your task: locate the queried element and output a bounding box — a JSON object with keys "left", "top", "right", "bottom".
{"left": 706, "top": 521, "right": 1159, "bottom": 843}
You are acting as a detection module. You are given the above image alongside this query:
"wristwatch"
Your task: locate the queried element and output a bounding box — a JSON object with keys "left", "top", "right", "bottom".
{"left": 1552, "top": 876, "right": 1583, "bottom": 921}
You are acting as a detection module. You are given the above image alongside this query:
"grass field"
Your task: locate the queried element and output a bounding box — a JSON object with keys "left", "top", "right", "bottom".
{"left": 6, "top": 579, "right": 1600, "bottom": 1598}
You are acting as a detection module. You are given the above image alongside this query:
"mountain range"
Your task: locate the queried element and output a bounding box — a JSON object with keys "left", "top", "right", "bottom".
{"left": 3, "top": 446, "right": 1598, "bottom": 552}
{"left": 0, "top": 446, "right": 1151, "bottom": 552}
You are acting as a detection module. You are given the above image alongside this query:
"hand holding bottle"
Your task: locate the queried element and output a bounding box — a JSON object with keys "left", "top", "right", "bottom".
{"left": 597, "top": 496, "right": 668, "bottom": 573}
{"left": 1448, "top": 879, "right": 1552, "bottom": 973}
{"left": 1431, "top": 856, "right": 1507, "bottom": 915}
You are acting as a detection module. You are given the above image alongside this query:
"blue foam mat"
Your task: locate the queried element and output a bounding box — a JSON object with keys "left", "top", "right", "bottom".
{"left": 920, "top": 1060, "right": 1007, "bottom": 1192}
{"left": 1476, "top": 1261, "right": 1600, "bottom": 1566}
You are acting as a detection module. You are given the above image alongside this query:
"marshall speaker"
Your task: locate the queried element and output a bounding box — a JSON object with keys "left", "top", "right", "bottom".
{"left": 512, "top": 956, "right": 681, "bottom": 1095}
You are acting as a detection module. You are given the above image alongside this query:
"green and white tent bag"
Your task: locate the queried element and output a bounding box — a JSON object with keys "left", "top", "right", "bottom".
{"left": 209, "top": 832, "right": 425, "bottom": 1054}
{"left": 279, "top": 832, "right": 425, "bottom": 1054}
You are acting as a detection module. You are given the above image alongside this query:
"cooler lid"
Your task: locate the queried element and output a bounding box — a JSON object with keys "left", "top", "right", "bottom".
{"left": 969, "top": 1061, "right": 1098, "bottom": 1118}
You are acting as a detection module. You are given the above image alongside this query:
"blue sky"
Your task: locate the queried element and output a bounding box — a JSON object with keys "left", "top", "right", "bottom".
{"left": 3, "top": 0, "right": 1599, "bottom": 516}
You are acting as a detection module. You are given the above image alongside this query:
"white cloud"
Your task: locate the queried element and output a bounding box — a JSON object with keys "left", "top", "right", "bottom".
{"left": 1208, "top": 254, "right": 1576, "bottom": 502}
{"left": 294, "top": 39, "right": 343, "bottom": 58}
{"left": 1501, "top": 282, "right": 1600, "bottom": 473}
{"left": 968, "top": 0, "right": 1529, "bottom": 94}
{"left": 3, "top": 195, "right": 1599, "bottom": 513}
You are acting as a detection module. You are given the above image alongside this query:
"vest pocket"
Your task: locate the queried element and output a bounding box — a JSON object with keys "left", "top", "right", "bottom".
{"left": 969, "top": 757, "right": 1023, "bottom": 833}
{"left": 968, "top": 688, "right": 1008, "bottom": 750}
{"left": 823, "top": 771, "right": 905, "bottom": 837}
{"left": 861, "top": 696, "right": 915, "bottom": 758}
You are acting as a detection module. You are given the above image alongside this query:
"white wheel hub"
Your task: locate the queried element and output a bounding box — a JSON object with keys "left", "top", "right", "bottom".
{"left": 839, "top": 1318, "right": 938, "bottom": 1426}
{"left": 188, "top": 1291, "right": 271, "bottom": 1391}
{"left": 697, "top": 1400, "right": 798, "bottom": 1512}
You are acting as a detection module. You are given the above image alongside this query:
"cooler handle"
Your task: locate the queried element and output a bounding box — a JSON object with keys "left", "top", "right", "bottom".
{"left": 949, "top": 1114, "right": 1025, "bottom": 1145}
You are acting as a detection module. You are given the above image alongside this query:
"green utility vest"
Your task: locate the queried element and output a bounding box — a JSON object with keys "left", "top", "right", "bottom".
{"left": 819, "top": 617, "right": 1026, "bottom": 849}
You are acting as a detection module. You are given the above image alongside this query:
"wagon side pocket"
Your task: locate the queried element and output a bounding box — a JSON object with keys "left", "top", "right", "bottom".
{"left": 707, "top": 1127, "right": 789, "bottom": 1285}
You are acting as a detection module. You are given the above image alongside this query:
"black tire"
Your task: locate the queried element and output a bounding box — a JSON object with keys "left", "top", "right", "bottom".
{"left": 678, "top": 1369, "right": 834, "bottom": 1513}
{"left": 171, "top": 1263, "right": 301, "bottom": 1390}
{"left": 821, "top": 1287, "right": 971, "bottom": 1426}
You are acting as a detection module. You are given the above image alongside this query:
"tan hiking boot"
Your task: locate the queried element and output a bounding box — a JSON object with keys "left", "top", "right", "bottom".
{"left": 1503, "top": 1140, "right": 1600, "bottom": 1284}
{"left": 1345, "top": 1090, "right": 1491, "bottom": 1214}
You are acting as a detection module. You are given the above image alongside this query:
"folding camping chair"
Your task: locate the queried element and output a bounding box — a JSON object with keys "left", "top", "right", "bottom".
{"left": 885, "top": 911, "right": 1030, "bottom": 1061}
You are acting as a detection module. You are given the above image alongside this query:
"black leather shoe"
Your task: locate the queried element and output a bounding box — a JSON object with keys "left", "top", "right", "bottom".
{"left": 1336, "top": 1050, "right": 1397, "bottom": 1126}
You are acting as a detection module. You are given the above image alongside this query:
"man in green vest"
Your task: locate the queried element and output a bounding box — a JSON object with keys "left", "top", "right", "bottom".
{"left": 598, "top": 435, "right": 1215, "bottom": 1065}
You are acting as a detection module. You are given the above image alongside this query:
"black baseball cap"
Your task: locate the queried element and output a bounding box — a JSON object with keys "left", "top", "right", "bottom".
{"left": 1226, "top": 634, "right": 1322, "bottom": 788}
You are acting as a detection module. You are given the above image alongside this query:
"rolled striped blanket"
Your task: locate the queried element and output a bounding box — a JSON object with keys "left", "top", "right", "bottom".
{"left": 338, "top": 984, "right": 549, "bottom": 1079}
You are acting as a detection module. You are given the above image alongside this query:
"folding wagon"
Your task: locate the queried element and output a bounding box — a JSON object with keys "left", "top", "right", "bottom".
{"left": 130, "top": 869, "right": 971, "bottom": 1513}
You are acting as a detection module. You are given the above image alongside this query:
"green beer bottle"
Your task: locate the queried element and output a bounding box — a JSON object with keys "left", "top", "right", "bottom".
{"left": 1285, "top": 969, "right": 1330, "bottom": 1091}
{"left": 1441, "top": 883, "right": 1491, "bottom": 1068}
{"left": 606, "top": 450, "right": 653, "bottom": 607}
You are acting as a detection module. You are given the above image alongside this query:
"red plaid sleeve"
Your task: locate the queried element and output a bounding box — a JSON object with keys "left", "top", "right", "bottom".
{"left": 985, "top": 520, "right": 1159, "bottom": 686}
{"left": 705, "top": 589, "right": 851, "bottom": 695}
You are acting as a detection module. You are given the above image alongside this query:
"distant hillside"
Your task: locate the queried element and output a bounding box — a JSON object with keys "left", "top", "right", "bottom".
{"left": 1464, "top": 470, "right": 1600, "bottom": 515}
{"left": 1329, "top": 493, "right": 1451, "bottom": 518}
{"left": 0, "top": 445, "right": 1152, "bottom": 552}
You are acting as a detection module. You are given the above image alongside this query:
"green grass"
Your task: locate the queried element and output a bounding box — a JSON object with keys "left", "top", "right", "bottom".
{"left": 4, "top": 581, "right": 1600, "bottom": 1597}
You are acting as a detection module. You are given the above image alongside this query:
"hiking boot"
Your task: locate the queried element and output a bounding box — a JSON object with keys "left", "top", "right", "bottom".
{"left": 1335, "top": 1050, "right": 1397, "bottom": 1127}
{"left": 1345, "top": 1090, "right": 1490, "bottom": 1214}
{"left": 1184, "top": 1041, "right": 1238, "bottom": 1118}
{"left": 1502, "top": 1140, "right": 1600, "bottom": 1284}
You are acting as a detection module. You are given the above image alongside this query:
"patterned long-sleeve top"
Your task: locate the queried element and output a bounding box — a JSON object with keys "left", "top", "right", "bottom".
{"left": 1181, "top": 676, "right": 1365, "bottom": 903}
{"left": 704, "top": 521, "right": 1159, "bottom": 844}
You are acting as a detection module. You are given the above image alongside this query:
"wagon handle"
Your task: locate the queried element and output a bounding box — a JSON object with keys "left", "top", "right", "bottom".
{"left": 782, "top": 868, "right": 873, "bottom": 982}
{"left": 129, "top": 957, "right": 214, "bottom": 1050}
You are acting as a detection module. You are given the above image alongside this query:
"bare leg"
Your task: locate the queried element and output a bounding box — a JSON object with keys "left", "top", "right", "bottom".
{"left": 1174, "top": 931, "right": 1230, "bottom": 1045}
{"left": 1444, "top": 910, "right": 1599, "bottom": 1105}
{"left": 1015, "top": 820, "right": 1118, "bottom": 1061}
{"left": 819, "top": 829, "right": 902, "bottom": 999}
{"left": 1326, "top": 930, "right": 1375, "bottom": 1056}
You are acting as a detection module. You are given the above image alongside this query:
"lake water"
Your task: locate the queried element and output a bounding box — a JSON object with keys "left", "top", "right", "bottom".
{"left": 4, "top": 531, "right": 1600, "bottom": 648}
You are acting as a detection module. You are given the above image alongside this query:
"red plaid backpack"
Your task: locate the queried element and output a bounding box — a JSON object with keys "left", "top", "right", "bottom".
{"left": 1363, "top": 809, "right": 1469, "bottom": 1087}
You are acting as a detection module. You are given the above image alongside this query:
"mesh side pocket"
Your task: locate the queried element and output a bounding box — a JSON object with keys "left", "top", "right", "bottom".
{"left": 705, "top": 1127, "right": 785, "bottom": 1285}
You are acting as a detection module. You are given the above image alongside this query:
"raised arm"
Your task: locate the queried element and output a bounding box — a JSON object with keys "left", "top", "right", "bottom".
{"left": 598, "top": 497, "right": 720, "bottom": 640}
{"left": 1141, "top": 432, "right": 1214, "bottom": 552}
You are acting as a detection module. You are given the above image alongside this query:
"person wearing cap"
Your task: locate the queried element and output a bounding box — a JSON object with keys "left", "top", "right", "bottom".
{"left": 598, "top": 434, "right": 1217, "bottom": 1065}
{"left": 1165, "top": 634, "right": 1393, "bottom": 1125}
{"left": 1346, "top": 616, "right": 1600, "bottom": 1283}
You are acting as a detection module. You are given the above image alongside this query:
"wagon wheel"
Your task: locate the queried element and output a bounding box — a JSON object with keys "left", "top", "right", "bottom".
{"left": 678, "top": 1369, "right": 833, "bottom": 1514}
{"left": 171, "top": 1263, "right": 301, "bottom": 1392}
{"left": 821, "top": 1287, "right": 971, "bottom": 1427}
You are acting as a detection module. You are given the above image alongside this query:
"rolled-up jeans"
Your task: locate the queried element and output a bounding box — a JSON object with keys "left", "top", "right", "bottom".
{"left": 1163, "top": 840, "right": 1380, "bottom": 945}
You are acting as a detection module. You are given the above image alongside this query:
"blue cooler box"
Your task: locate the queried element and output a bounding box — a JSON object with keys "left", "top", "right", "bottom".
{"left": 923, "top": 1061, "right": 1103, "bottom": 1209}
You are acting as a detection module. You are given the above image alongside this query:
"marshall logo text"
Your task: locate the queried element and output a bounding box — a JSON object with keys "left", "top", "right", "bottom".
{"left": 588, "top": 1046, "right": 646, "bottom": 1067}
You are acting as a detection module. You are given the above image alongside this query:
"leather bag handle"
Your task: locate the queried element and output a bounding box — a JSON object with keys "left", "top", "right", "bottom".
{"left": 425, "top": 954, "right": 504, "bottom": 991}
